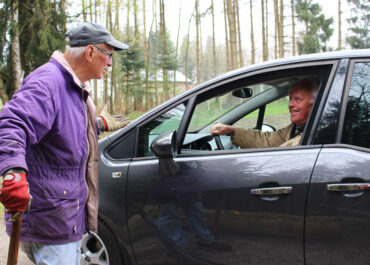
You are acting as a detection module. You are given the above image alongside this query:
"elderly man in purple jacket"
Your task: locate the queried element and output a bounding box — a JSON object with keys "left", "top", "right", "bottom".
{"left": 0, "top": 22, "right": 129, "bottom": 264}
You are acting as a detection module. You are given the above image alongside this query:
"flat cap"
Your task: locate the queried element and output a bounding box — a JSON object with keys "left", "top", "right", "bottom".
{"left": 66, "top": 22, "right": 129, "bottom": 51}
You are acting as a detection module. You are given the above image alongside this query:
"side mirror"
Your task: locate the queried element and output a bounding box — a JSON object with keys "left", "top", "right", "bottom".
{"left": 150, "top": 130, "right": 179, "bottom": 177}
{"left": 232, "top": 87, "right": 253, "bottom": 98}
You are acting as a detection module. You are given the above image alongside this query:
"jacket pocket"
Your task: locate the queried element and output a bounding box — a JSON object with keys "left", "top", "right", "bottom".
{"left": 28, "top": 180, "right": 83, "bottom": 239}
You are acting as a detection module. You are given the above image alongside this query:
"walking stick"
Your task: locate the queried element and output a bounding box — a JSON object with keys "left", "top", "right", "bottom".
{"left": 7, "top": 212, "right": 23, "bottom": 265}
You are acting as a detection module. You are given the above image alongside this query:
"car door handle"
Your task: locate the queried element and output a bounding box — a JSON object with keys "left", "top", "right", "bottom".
{"left": 250, "top": 186, "right": 293, "bottom": 195}
{"left": 327, "top": 183, "right": 370, "bottom": 192}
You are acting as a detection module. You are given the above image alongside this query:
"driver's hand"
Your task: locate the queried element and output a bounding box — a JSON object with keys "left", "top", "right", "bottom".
{"left": 211, "top": 123, "right": 235, "bottom": 136}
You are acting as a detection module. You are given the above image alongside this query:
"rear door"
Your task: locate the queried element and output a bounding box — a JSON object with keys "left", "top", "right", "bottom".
{"left": 305, "top": 60, "right": 370, "bottom": 265}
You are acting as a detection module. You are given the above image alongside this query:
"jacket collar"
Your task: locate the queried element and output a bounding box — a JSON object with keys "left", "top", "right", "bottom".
{"left": 51, "top": 51, "right": 91, "bottom": 93}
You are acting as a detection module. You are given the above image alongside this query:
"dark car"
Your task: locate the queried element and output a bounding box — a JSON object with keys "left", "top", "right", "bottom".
{"left": 80, "top": 50, "right": 370, "bottom": 265}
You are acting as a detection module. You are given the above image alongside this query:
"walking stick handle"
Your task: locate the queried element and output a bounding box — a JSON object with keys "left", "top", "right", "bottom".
{"left": 7, "top": 212, "right": 23, "bottom": 265}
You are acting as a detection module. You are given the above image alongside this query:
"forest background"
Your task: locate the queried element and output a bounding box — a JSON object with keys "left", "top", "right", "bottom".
{"left": 0, "top": 0, "right": 369, "bottom": 119}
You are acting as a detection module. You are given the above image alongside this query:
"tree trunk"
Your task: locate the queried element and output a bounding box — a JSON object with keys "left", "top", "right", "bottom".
{"left": 265, "top": 0, "right": 269, "bottom": 60}
{"left": 338, "top": 0, "right": 342, "bottom": 50}
{"left": 185, "top": 9, "right": 194, "bottom": 89}
{"left": 10, "top": 0, "right": 23, "bottom": 93}
{"left": 82, "top": 0, "right": 87, "bottom": 21}
{"left": 107, "top": 0, "right": 114, "bottom": 112}
{"left": 133, "top": 0, "right": 139, "bottom": 110}
{"left": 159, "top": 0, "right": 168, "bottom": 101}
{"left": 235, "top": 0, "right": 243, "bottom": 67}
{"left": 153, "top": 0, "right": 159, "bottom": 105}
{"left": 223, "top": 0, "right": 230, "bottom": 71}
{"left": 114, "top": 0, "right": 121, "bottom": 113}
{"left": 134, "top": 0, "right": 139, "bottom": 41}
{"left": 126, "top": 0, "right": 131, "bottom": 40}
{"left": 250, "top": 0, "right": 255, "bottom": 64}
{"left": 173, "top": 2, "right": 181, "bottom": 96}
{"left": 274, "top": 0, "right": 279, "bottom": 59}
{"left": 89, "top": 0, "right": 92, "bottom": 21}
{"left": 195, "top": 0, "right": 200, "bottom": 84}
{"left": 0, "top": 80, "right": 9, "bottom": 105}
{"left": 60, "top": 0, "right": 67, "bottom": 33}
{"left": 93, "top": 0, "right": 98, "bottom": 105}
{"left": 226, "top": 0, "right": 237, "bottom": 70}
{"left": 125, "top": 0, "right": 131, "bottom": 112}
{"left": 279, "top": 0, "right": 284, "bottom": 58}
{"left": 211, "top": 0, "right": 217, "bottom": 77}
{"left": 261, "top": 0, "right": 267, "bottom": 61}
{"left": 144, "top": 0, "right": 150, "bottom": 110}
{"left": 200, "top": 13, "right": 204, "bottom": 83}
{"left": 291, "top": 0, "right": 296, "bottom": 56}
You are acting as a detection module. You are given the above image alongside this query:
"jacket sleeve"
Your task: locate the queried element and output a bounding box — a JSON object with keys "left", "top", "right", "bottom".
{"left": 231, "top": 123, "right": 294, "bottom": 148}
{"left": 0, "top": 78, "right": 56, "bottom": 175}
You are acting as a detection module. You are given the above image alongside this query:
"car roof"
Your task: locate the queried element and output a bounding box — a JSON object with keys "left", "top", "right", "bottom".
{"left": 172, "top": 49, "right": 370, "bottom": 101}
{"left": 203, "top": 49, "right": 370, "bottom": 87}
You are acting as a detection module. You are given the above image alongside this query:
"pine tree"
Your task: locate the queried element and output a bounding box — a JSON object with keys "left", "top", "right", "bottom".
{"left": 0, "top": 0, "right": 66, "bottom": 102}
{"left": 295, "top": 0, "right": 334, "bottom": 54}
{"left": 346, "top": 0, "right": 370, "bottom": 49}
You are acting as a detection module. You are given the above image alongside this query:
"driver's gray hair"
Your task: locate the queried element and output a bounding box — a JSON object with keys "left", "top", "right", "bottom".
{"left": 291, "top": 79, "right": 318, "bottom": 101}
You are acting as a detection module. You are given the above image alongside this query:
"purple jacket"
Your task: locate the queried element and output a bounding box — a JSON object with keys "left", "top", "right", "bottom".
{"left": 0, "top": 56, "right": 97, "bottom": 244}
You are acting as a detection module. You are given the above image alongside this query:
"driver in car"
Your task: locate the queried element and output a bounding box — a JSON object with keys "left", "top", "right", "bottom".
{"left": 211, "top": 79, "right": 317, "bottom": 147}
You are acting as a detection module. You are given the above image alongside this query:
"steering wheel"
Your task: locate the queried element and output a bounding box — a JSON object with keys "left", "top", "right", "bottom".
{"left": 214, "top": 135, "right": 225, "bottom": 150}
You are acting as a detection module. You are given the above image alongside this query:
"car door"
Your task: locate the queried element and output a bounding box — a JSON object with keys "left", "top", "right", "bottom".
{"left": 305, "top": 60, "right": 370, "bottom": 265}
{"left": 126, "top": 63, "right": 336, "bottom": 265}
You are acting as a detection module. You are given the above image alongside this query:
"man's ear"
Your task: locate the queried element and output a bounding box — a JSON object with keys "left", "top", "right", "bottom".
{"left": 85, "top": 45, "right": 94, "bottom": 62}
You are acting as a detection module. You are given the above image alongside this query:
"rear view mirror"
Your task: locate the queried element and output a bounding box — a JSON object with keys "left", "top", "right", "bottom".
{"left": 232, "top": 87, "right": 253, "bottom": 98}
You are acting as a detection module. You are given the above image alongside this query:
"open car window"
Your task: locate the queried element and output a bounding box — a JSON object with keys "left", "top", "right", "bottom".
{"left": 182, "top": 64, "right": 333, "bottom": 153}
{"left": 188, "top": 83, "right": 275, "bottom": 132}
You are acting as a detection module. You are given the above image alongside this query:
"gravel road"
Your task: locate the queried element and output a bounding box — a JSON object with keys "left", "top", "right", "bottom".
{"left": 0, "top": 217, "right": 34, "bottom": 265}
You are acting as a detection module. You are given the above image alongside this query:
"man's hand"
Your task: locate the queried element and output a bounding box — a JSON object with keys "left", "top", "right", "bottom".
{"left": 211, "top": 123, "right": 235, "bottom": 136}
{"left": 0, "top": 170, "right": 30, "bottom": 213}
{"left": 99, "top": 102, "right": 131, "bottom": 132}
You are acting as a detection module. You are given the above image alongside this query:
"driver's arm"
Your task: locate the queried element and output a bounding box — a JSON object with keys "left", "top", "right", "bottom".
{"left": 232, "top": 124, "right": 293, "bottom": 148}
{"left": 211, "top": 123, "right": 294, "bottom": 148}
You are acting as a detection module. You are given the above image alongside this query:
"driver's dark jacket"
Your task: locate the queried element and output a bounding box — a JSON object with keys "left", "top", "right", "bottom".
{"left": 232, "top": 123, "right": 301, "bottom": 148}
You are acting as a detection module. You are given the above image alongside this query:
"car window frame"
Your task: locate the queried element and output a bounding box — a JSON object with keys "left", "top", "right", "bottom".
{"left": 181, "top": 62, "right": 337, "bottom": 154}
{"left": 131, "top": 60, "right": 339, "bottom": 160}
{"left": 338, "top": 58, "right": 370, "bottom": 148}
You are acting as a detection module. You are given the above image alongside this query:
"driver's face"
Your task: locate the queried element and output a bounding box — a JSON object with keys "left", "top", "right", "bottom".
{"left": 288, "top": 87, "right": 314, "bottom": 126}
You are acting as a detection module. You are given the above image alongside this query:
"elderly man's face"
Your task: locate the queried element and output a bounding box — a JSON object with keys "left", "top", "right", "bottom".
{"left": 91, "top": 44, "right": 113, "bottom": 79}
{"left": 288, "top": 86, "right": 314, "bottom": 126}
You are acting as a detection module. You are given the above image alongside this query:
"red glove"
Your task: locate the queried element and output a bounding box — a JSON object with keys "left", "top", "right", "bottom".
{"left": 0, "top": 171, "right": 30, "bottom": 213}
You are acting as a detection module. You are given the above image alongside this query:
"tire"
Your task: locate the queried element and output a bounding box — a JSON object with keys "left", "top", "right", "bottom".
{"left": 80, "top": 220, "right": 124, "bottom": 265}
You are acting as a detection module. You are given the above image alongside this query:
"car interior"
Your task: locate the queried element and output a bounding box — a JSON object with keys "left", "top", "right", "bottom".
{"left": 110, "top": 64, "right": 333, "bottom": 159}
{"left": 181, "top": 71, "right": 328, "bottom": 153}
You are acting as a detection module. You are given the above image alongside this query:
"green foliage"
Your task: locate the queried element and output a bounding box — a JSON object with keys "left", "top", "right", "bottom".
{"left": 346, "top": 0, "right": 370, "bottom": 49}
{"left": 179, "top": 34, "right": 196, "bottom": 82}
{"left": 148, "top": 28, "right": 178, "bottom": 73}
{"left": 20, "top": 0, "right": 67, "bottom": 75}
{"left": 120, "top": 39, "right": 145, "bottom": 76}
{"left": 295, "top": 0, "right": 334, "bottom": 54}
{"left": 120, "top": 39, "right": 145, "bottom": 111}
{"left": 0, "top": 0, "right": 66, "bottom": 99}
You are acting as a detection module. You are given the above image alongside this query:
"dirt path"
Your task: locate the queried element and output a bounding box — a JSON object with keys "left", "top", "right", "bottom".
{"left": 0, "top": 217, "right": 34, "bottom": 265}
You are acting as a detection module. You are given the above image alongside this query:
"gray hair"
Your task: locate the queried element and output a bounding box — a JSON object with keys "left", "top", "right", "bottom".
{"left": 65, "top": 45, "right": 87, "bottom": 58}
{"left": 291, "top": 79, "right": 318, "bottom": 102}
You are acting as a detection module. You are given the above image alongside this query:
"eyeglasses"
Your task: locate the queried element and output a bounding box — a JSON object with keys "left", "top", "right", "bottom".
{"left": 93, "top": 45, "right": 113, "bottom": 59}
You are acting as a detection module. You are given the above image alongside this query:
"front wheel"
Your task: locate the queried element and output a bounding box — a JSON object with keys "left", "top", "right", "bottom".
{"left": 81, "top": 220, "right": 124, "bottom": 265}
